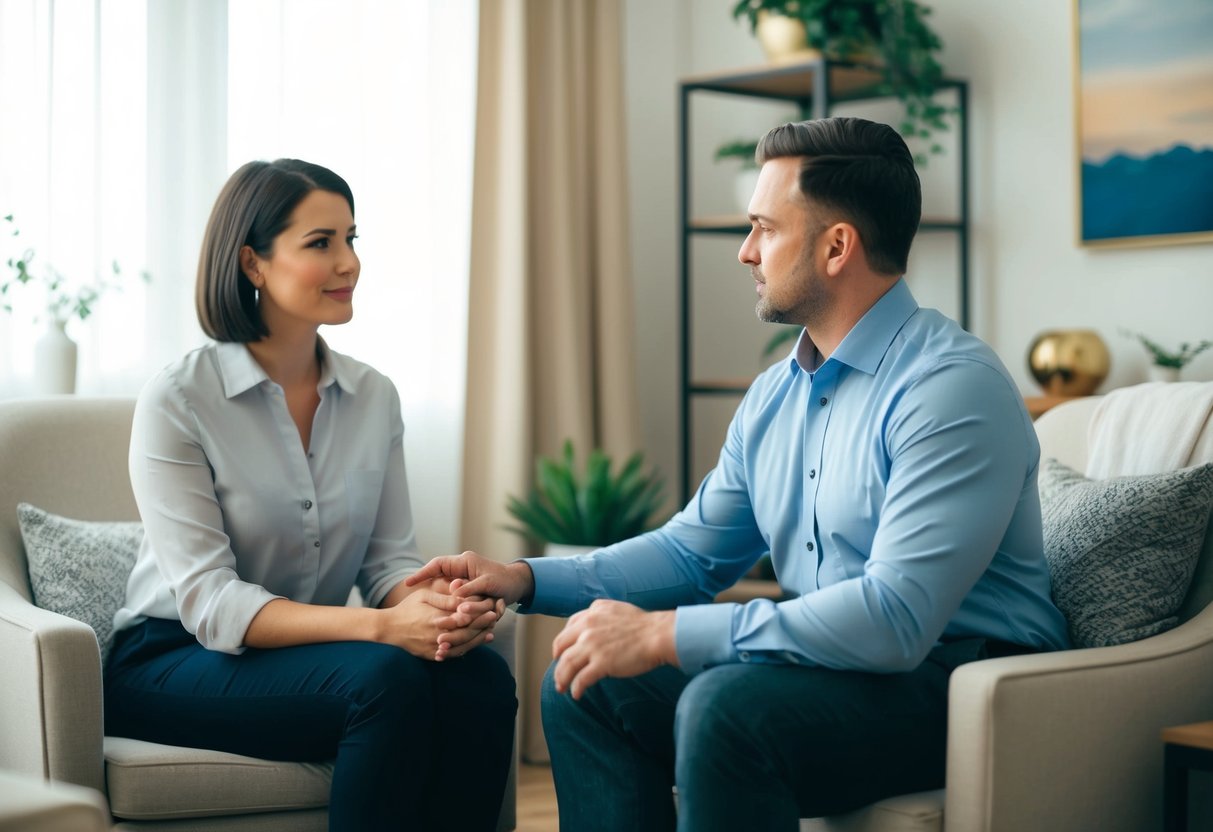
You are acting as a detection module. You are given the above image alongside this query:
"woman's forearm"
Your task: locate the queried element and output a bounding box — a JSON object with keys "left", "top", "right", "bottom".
{"left": 243, "top": 598, "right": 383, "bottom": 648}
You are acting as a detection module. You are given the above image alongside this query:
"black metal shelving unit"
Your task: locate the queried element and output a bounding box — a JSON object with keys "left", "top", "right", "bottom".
{"left": 677, "top": 59, "right": 970, "bottom": 502}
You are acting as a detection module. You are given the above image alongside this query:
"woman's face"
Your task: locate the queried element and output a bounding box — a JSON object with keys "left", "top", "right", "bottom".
{"left": 244, "top": 189, "right": 359, "bottom": 335}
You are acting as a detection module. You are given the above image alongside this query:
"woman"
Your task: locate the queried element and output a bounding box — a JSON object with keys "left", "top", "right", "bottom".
{"left": 105, "top": 159, "right": 516, "bottom": 831}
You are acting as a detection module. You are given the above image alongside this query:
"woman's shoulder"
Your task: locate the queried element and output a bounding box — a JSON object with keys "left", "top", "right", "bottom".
{"left": 324, "top": 347, "right": 399, "bottom": 401}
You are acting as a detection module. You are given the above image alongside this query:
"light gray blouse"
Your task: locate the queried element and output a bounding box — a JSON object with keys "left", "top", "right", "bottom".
{"left": 114, "top": 340, "right": 422, "bottom": 654}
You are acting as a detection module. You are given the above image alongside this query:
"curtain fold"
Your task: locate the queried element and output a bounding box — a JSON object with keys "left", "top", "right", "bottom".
{"left": 461, "top": 0, "right": 640, "bottom": 559}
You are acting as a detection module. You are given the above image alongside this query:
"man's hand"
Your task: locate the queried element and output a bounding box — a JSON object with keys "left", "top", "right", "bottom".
{"left": 551, "top": 600, "right": 678, "bottom": 700}
{"left": 405, "top": 551, "right": 535, "bottom": 607}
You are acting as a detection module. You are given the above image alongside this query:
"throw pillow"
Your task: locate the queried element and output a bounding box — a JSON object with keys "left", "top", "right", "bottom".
{"left": 17, "top": 503, "right": 142, "bottom": 662}
{"left": 1039, "top": 459, "right": 1213, "bottom": 649}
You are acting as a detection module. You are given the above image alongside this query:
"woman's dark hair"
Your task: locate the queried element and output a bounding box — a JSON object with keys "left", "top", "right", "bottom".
{"left": 196, "top": 159, "right": 355, "bottom": 342}
{"left": 756, "top": 117, "right": 920, "bottom": 275}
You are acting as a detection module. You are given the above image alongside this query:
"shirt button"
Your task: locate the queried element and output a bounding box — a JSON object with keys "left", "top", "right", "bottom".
{"left": 739, "top": 651, "right": 751, "bottom": 662}
{"left": 313, "top": 540, "right": 321, "bottom": 548}
{"left": 809, "top": 469, "right": 816, "bottom": 479}
{"left": 303, "top": 499, "right": 313, "bottom": 510}
{"left": 819, "top": 396, "right": 828, "bottom": 406}
{"left": 805, "top": 541, "right": 814, "bottom": 551}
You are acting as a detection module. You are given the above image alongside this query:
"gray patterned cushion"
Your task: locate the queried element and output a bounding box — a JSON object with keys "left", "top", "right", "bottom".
{"left": 17, "top": 503, "right": 142, "bottom": 662}
{"left": 1039, "top": 459, "right": 1213, "bottom": 648}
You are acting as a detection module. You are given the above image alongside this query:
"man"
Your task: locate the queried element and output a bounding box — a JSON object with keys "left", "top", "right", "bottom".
{"left": 408, "top": 117, "right": 1069, "bottom": 830}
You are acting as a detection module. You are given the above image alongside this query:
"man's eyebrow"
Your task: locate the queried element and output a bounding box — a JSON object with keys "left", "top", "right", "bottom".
{"left": 748, "top": 213, "right": 776, "bottom": 224}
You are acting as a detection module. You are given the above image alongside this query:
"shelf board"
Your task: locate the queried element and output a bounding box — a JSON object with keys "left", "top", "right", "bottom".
{"left": 681, "top": 59, "right": 884, "bottom": 101}
{"left": 691, "top": 379, "right": 754, "bottom": 395}
{"left": 690, "top": 214, "right": 962, "bottom": 235}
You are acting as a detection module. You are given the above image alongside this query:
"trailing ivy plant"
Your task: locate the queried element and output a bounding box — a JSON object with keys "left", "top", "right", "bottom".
{"left": 730, "top": 0, "right": 953, "bottom": 161}
{"left": 504, "top": 440, "right": 667, "bottom": 547}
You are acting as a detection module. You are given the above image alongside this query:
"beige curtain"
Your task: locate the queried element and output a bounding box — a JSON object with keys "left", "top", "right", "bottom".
{"left": 461, "top": 0, "right": 640, "bottom": 559}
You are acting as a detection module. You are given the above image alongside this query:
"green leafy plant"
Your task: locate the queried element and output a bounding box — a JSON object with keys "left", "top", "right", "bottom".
{"left": 762, "top": 325, "right": 802, "bottom": 358}
{"left": 504, "top": 440, "right": 667, "bottom": 547}
{"left": 715, "top": 139, "right": 761, "bottom": 170}
{"left": 1121, "top": 329, "right": 1213, "bottom": 370}
{"left": 1, "top": 214, "right": 148, "bottom": 324}
{"left": 729, "top": 0, "right": 952, "bottom": 161}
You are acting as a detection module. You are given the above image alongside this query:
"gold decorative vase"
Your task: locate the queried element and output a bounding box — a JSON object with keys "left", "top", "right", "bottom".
{"left": 1027, "top": 330, "right": 1110, "bottom": 396}
{"left": 755, "top": 11, "right": 821, "bottom": 64}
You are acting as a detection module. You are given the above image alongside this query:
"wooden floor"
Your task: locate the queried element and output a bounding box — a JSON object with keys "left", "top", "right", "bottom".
{"left": 516, "top": 763, "right": 559, "bottom": 832}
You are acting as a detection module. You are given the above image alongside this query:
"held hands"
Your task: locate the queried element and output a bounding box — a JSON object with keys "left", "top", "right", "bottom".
{"left": 405, "top": 550, "right": 535, "bottom": 606}
{"left": 551, "top": 600, "right": 678, "bottom": 700}
{"left": 380, "top": 576, "right": 504, "bottom": 662}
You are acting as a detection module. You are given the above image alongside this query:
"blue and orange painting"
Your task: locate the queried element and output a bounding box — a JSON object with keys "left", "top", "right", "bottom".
{"left": 1078, "top": 0, "right": 1213, "bottom": 245}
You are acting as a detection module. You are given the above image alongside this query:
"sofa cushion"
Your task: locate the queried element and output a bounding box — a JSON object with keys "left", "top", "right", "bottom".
{"left": 17, "top": 503, "right": 142, "bottom": 662}
{"left": 1039, "top": 459, "right": 1213, "bottom": 648}
{"left": 105, "top": 736, "right": 332, "bottom": 820}
{"left": 0, "top": 769, "right": 110, "bottom": 832}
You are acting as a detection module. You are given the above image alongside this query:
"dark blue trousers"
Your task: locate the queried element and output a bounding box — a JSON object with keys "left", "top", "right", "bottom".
{"left": 105, "top": 618, "right": 516, "bottom": 831}
{"left": 541, "top": 638, "right": 1024, "bottom": 832}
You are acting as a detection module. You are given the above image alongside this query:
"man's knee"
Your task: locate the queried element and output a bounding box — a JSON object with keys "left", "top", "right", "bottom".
{"left": 674, "top": 665, "right": 762, "bottom": 754}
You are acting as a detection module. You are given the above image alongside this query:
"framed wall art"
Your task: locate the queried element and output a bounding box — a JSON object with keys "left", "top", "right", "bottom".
{"left": 1074, "top": 0, "right": 1213, "bottom": 248}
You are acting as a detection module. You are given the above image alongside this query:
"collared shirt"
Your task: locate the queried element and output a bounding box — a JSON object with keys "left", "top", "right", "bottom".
{"left": 525, "top": 279, "right": 1070, "bottom": 674}
{"left": 114, "top": 340, "right": 422, "bottom": 654}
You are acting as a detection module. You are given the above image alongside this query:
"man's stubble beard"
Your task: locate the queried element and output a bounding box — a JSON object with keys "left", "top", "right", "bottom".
{"left": 753, "top": 251, "right": 829, "bottom": 329}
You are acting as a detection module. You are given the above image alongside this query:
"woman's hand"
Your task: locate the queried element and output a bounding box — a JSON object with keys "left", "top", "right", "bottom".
{"left": 379, "top": 577, "right": 505, "bottom": 661}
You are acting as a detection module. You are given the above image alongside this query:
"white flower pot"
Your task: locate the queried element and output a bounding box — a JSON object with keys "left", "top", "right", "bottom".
{"left": 735, "top": 167, "right": 761, "bottom": 214}
{"left": 1148, "top": 365, "right": 1180, "bottom": 383}
{"left": 33, "top": 320, "right": 77, "bottom": 395}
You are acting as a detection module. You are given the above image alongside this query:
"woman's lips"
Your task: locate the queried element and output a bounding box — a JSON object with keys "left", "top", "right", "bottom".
{"left": 324, "top": 287, "right": 354, "bottom": 301}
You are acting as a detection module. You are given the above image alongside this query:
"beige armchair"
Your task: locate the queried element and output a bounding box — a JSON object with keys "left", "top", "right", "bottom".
{"left": 803, "top": 392, "right": 1213, "bottom": 832}
{"left": 0, "top": 397, "right": 517, "bottom": 831}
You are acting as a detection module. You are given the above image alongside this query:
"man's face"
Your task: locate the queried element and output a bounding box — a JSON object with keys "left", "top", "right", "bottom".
{"left": 737, "top": 156, "right": 825, "bottom": 327}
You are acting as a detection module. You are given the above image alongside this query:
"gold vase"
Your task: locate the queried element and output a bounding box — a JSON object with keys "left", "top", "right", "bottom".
{"left": 755, "top": 11, "right": 821, "bottom": 64}
{"left": 1027, "top": 330, "right": 1110, "bottom": 396}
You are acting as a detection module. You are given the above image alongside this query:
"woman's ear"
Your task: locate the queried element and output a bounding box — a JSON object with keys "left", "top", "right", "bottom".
{"left": 239, "top": 245, "right": 262, "bottom": 286}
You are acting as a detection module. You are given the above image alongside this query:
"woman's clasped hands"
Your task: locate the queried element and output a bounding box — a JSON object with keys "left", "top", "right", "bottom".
{"left": 379, "top": 576, "right": 505, "bottom": 662}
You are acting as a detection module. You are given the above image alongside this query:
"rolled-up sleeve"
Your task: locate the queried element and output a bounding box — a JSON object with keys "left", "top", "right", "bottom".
{"left": 128, "top": 372, "right": 281, "bottom": 653}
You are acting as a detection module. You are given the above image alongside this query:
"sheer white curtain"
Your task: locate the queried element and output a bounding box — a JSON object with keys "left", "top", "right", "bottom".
{"left": 0, "top": 0, "right": 478, "bottom": 553}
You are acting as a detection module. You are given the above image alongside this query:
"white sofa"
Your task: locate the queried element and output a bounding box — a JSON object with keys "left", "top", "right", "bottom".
{"left": 803, "top": 392, "right": 1213, "bottom": 832}
{"left": 0, "top": 397, "right": 517, "bottom": 831}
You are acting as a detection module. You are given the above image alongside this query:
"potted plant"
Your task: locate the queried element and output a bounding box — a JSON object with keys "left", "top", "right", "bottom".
{"left": 504, "top": 439, "right": 667, "bottom": 556}
{"left": 715, "top": 139, "right": 762, "bottom": 213}
{"left": 2, "top": 214, "right": 148, "bottom": 394}
{"left": 729, "top": 0, "right": 952, "bottom": 161}
{"left": 1121, "top": 329, "right": 1213, "bottom": 383}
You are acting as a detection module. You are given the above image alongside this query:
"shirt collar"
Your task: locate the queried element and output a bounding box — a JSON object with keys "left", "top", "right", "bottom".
{"left": 829, "top": 278, "right": 920, "bottom": 376}
{"left": 783, "top": 278, "right": 918, "bottom": 378}
{"left": 215, "top": 338, "right": 356, "bottom": 399}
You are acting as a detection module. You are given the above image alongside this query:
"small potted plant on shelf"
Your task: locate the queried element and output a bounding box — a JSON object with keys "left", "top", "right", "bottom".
{"left": 504, "top": 439, "right": 667, "bottom": 556}
{"left": 2, "top": 214, "right": 149, "bottom": 395}
{"left": 714, "top": 139, "right": 762, "bottom": 213}
{"left": 729, "top": 0, "right": 952, "bottom": 162}
{"left": 1121, "top": 329, "right": 1213, "bottom": 383}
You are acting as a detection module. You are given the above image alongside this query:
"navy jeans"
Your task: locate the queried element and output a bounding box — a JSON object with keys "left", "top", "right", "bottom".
{"left": 105, "top": 618, "right": 516, "bottom": 831}
{"left": 541, "top": 638, "right": 1018, "bottom": 832}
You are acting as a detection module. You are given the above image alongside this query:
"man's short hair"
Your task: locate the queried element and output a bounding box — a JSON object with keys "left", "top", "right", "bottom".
{"left": 756, "top": 117, "right": 920, "bottom": 275}
{"left": 195, "top": 159, "right": 355, "bottom": 342}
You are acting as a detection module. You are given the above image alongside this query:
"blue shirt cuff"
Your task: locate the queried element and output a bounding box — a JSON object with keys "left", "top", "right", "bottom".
{"left": 675, "top": 602, "right": 739, "bottom": 673}
{"left": 521, "top": 556, "right": 585, "bottom": 617}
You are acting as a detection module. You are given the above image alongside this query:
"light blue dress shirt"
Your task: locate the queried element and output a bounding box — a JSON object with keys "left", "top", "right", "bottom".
{"left": 115, "top": 340, "right": 423, "bottom": 654}
{"left": 525, "top": 279, "right": 1070, "bottom": 674}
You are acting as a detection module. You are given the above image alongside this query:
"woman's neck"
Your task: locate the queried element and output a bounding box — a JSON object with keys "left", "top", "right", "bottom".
{"left": 246, "top": 329, "right": 321, "bottom": 389}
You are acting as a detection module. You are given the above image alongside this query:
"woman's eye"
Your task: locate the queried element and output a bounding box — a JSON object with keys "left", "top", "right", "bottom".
{"left": 347, "top": 234, "right": 358, "bottom": 246}
{"left": 308, "top": 238, "right": 330, "bottom": 249}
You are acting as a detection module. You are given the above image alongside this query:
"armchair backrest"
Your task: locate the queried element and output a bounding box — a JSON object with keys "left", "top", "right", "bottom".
{"left": 0, "top": 398, "right": 138, "bottom": 600}
{"left": 1034, "top": 390, "right": 1213, "bottom": 624}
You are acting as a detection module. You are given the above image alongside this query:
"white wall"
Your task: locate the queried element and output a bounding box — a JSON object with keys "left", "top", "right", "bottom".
{"left": 623, "top": 0, "right": 1213, "bottom": 495}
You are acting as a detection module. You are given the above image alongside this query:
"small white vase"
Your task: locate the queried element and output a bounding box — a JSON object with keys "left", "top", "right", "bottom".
{"left": 33, "top": 320, "right": 77, "bottom": 395}
{"left": 543, "top": 543, "right": 597, "bottom": 558}
{"left": 1148, "top": 365, "right": 1180, "bottom": 383}
{"left": 735, "top": 167, "right": 761, "bottom": 214}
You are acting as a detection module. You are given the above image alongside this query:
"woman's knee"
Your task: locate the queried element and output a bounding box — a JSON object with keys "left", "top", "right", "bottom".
{"left": 338, "top": 643, "right": 432, "bottom": 714}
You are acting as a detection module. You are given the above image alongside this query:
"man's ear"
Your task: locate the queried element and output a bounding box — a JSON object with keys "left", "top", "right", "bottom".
{"left": 822, "top": 222, "right": 861, "bottom": 278}
{"left": 239, "top": 245, "right": 262, "bottom": 286}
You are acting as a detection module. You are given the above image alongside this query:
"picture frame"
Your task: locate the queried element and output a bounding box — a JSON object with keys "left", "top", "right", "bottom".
{"left": 1073, "top": 0, "right": 1213, "bottom": 249}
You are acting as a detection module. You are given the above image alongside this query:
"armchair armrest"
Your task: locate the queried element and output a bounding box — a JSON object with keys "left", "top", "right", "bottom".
{"left": 0, "top": 580, "right": 105, "bottom": 794}
{"left": 946, "top": 604, "right": 1213, "bottom": 832}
